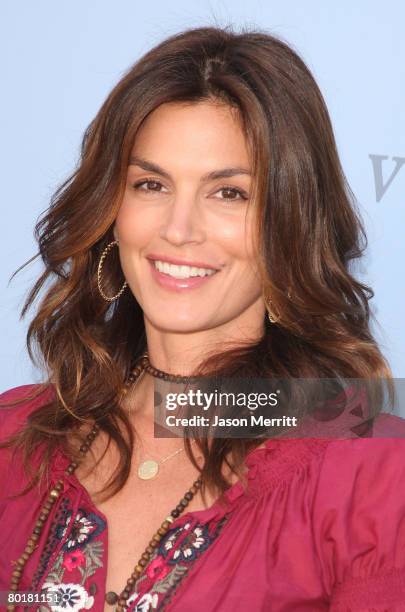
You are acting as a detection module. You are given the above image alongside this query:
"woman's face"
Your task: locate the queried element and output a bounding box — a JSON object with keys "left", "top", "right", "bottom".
{"left": 114, "top": 100, "right": 265, "bottom": 334}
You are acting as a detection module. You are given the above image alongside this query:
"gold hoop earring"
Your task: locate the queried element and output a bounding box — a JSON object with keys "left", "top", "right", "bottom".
{"left": 97, "top": 240, "right": 128, "bottom": 302}
{"left": 264, "top": 289, "right": 292, "bottom": 324}
{"left": 264, "top": 297, "right": 281, "bottom": 324}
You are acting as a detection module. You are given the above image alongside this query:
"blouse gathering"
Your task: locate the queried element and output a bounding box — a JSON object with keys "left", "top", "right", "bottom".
{"left": 1, "top": 384, "right": 405, "bottom": 611}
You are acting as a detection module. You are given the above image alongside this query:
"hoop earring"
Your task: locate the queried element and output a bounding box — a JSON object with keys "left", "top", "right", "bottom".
{"left": 264, "top": 289, "right": 292, "bottom": 324}
{"left": 97, "top": 240, "right": 128, "bottom": 302}
{"left": 264, "top": 296, "right": 281, "bottom": 324}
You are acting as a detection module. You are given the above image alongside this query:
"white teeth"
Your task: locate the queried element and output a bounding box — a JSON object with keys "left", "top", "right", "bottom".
{"left": 153, "top": 260, "right": 217, "bottom": 279}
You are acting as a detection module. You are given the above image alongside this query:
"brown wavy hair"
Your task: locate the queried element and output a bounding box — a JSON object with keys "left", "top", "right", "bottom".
{"left": 1, "top": 25, "right": 394, "bottom": 503}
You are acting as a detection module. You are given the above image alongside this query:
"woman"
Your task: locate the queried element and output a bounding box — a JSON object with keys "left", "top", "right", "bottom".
{"left": 1, "top": 25, "right": 405, "bottom": 612}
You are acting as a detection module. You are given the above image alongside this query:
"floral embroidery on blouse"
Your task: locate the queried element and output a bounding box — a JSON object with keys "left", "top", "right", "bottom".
{"left": 38, "top": 506, "right": 106, "bottom": 611}
{"left": 126, "top": 516, "right": 229, "bottom": 611}
{"left": 56, "top": 507, "right": 106, "bottom": 551}
{"left": 160, "top": 521, "right": 212, "bottom": 563}
{"left": 126, "top": 592, "right": 159, "bottom": 612}
{"left": 41, "top": 582, "right": 94, "bottom": 612}
{"left": 34, "top": 495, "right": 228, "bottom": 612}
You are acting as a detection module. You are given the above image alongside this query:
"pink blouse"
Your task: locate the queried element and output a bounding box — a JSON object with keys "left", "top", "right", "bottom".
{"left": 2, "top": 383, "right": 405, "bottom": 611}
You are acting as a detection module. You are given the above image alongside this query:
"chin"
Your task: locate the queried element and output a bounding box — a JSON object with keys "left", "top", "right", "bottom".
{"left": 159, "top": 321, "right": 207, "bottom": 333}
{"left": 147, "top": 314, "right": 209, "bottom": 334}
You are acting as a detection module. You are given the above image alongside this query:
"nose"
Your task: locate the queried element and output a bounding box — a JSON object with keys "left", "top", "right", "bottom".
{"left": 159, "top": 193, "right": 206, "bottom": 246}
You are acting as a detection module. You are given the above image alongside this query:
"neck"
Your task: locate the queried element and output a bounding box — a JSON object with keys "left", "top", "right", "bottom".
{"left": 143, "top": 304, "right": 266, "bottom": 377}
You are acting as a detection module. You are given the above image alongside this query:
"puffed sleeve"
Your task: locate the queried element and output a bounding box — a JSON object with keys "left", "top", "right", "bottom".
{"left": 312, "top": 420, "right": 405, "bottom": 611}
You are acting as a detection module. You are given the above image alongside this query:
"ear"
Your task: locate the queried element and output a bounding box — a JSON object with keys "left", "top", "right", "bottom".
{"left": 113, "top": 224, "right": 119, "bottom": 242}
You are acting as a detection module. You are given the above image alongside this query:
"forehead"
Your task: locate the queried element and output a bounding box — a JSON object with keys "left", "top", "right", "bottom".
{"left": 131, "top": 100, "right": 251, "bottom": 169}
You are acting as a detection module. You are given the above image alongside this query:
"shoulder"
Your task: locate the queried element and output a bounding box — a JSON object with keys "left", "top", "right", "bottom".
{"left": 0, "top": 383, "right": 55, "bottom": 441}
{"left": 0, "top": 384, "right": 56, "bottom": 506}
{"left": 310, "top": 416, "right": 405, "bottom": 606}
{"left": 320, "top": 412, "right": 405, "bottom": 471}
{"left": 315, "top": 412, "right": 405, "bottom": 499}
{"left": 247, "top": 413, "right": 405, "bottom": 490}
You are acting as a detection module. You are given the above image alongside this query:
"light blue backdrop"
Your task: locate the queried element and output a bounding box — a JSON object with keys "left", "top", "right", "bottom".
{"left": 1, "top": 0, "right": 404, "bottom": 391}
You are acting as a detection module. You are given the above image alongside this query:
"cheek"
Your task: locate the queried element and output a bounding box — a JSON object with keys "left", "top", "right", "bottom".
{"left": 115, "top": 199, "right": 158, "bottom": 247}
{"left": 216, "top": 213, "right": 257, "bottom": 265}
{"left": 227, "top": 217, "right": 262, "bottom": 289}
{"left": 243, "top": 213, "right": 261, "bottom": 275}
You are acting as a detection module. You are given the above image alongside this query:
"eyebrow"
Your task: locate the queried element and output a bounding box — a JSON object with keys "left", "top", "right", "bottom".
{"left": 129, "top": 156, "right": 251, "bottom": 181}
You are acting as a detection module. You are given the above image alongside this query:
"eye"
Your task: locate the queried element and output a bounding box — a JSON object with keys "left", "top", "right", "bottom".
{"left": 130, "top": 179, "right": 248, "bottom": 201}
{"left": 132, "top": 179, "right": 168, "bottom": 193}
{"left": 213, "top": 186, "right": 248, "bottom": 202}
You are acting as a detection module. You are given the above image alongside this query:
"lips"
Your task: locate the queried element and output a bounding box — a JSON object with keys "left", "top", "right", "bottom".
{"left": 148, "top": 258, "right": 220, "bottom": 292}
{"left": 146, "top": 253, "right": 219, "bottom": 271}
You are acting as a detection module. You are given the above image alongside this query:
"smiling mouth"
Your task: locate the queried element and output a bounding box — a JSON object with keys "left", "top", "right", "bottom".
{"left": 151, "top": 259, "right": 219, "bottom": 280}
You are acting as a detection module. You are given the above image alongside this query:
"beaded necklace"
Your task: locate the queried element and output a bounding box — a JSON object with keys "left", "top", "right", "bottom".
{"left": 7, "top": 352, "right": 203, "bottom": 612}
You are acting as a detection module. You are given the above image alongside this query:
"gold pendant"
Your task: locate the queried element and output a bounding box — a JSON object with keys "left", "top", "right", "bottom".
{"left": 138, "top": 459, "right": 159, "bottom": 480}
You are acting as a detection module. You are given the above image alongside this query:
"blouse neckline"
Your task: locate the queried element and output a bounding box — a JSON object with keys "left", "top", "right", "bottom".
{"left": 50, "top": 438, "right": 279, "bottom": 529}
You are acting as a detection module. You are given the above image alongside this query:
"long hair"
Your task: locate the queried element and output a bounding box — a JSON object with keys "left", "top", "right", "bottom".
{"left": 1, "top": 25, "right": 394, "bottom": 503}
